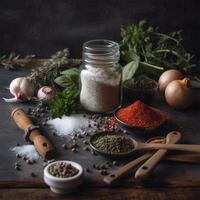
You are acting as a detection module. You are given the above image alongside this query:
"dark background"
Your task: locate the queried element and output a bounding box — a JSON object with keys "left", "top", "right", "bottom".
{"left": 0, "top": 0, "right": 200, "bottom": 58}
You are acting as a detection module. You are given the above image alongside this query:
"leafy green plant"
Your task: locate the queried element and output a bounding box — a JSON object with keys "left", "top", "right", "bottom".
{"left": 50, "top": 68, "right": 81, "bottom": 118}
{"left": 54, "top": 68, "right": 80, "bottom": 91}
{"left": 50, "top": 89, "right": 81, "bottom": 118}
{"left": 121, "top": 19, "right": 195, "bottom": 81}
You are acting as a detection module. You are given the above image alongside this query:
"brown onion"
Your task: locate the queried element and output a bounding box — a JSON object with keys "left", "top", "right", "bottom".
{"left": 165, "top": 78, "right": 193, "bottom": 109}
{"left": 158, "top": 69, "right": 185, "bottom": 92}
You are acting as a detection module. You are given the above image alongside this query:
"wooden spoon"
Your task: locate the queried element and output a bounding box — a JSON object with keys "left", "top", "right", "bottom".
{"left": 134, "top": 131, "right": 181, "bottom": 180}
{"left": 103, "top": 131, "right": 181, "bottom": 184}
{"left": 131, "top": 131, "right": 200, "bottom": 153}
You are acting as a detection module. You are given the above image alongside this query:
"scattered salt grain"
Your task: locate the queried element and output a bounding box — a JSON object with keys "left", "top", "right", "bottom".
{"left": 47, "top": 114, "right": 95, "bottom": 137}
{"left": 10, "top": 145, "right": 40, "bottom": 162}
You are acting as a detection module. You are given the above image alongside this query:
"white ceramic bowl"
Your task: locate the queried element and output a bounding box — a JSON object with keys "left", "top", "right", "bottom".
{"left": 44, "top": 160, "right": 84, "bottom": 194}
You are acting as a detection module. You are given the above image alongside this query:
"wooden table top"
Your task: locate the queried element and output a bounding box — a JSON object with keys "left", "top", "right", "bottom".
{"left": 0, "top": 65, "right": 200, "bottom": 200}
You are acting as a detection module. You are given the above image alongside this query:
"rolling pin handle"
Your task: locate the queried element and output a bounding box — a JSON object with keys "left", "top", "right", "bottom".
{"left": 24, "top": 125, "right": 40, "bottom": 142}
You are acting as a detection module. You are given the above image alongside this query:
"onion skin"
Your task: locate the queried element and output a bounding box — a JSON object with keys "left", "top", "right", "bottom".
{"left": 158, "top": 69, "right": 185, "bottom": 92}
{"left": 165, "top": 78, "right": 193, "bottom": 109}
{"left": 37, "top": 86, "right": 56, "bottom": 103}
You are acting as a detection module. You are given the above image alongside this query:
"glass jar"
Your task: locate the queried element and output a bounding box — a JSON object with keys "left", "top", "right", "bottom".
{"left": 80, "top": 39, "right": 121, "bottom": 113}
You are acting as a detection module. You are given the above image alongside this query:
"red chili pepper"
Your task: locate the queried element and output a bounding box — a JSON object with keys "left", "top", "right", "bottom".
{"left": 116, "top": 100, "right": 165, "bottom": 127}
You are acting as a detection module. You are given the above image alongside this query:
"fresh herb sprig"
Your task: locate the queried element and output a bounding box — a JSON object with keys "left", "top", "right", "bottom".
{"left": 0, "top": 53, "right": 35, "bottom": 70}
{"left": 50, "top": 68, "right": 81, "bottom": 118}
{"left": 121, "top": 20, "right": 195, "bottom": 81}
{"left": 50, "top": 89, "right": 81, "bottom": 118}
{"left": 54, "top": 68, "right": 80, "bottom": 91}
{"left": 29, "top": 49, "right": 70, "bottom": 88}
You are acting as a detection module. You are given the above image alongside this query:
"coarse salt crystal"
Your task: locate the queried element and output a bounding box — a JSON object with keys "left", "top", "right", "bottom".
{"left": 10, "top": 145, "right": 40, "bottom": 161}
{"left": 47, "top": 114, "right": 95, "bottom": 137}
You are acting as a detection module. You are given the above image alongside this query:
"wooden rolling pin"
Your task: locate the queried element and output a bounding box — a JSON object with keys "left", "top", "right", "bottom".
{"left": 11, "top": 107, "right": 54, "bottom": 158}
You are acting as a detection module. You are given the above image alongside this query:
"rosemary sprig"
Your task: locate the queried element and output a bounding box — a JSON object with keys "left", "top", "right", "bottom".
{"left": 0, "top": 53, "right": 35, "bottom": 70}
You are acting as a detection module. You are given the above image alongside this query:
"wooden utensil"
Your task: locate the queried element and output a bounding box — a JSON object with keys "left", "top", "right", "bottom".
{"left": 165, "top": 154, "right": 200, "bottom": 163}
{"left": 104, "top": 153, "right": 200, "bottom": 184}
{"left": 128, "top": 131, "right": 200, "bottom": 154}
{"left": 11, "top": 107, "right": 54, "bottom": 158}
{"left": 91, "top": 131, "right": 200, "bottom": 158}
{"left": 104, "top": 131, "right": 181, "bottom": 184}
{"left": 135, "top": 131, "right": 181, "bottom": 180}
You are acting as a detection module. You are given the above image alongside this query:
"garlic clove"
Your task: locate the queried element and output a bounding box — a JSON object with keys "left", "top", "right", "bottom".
{"left": 5, "top": 77, "right": 35, "bottom": 103}
{"left": 19, "top": 78, "right": 34, "bottom": 98}
{"left": 2, "top": 97, "right": 23, "bottom": 103}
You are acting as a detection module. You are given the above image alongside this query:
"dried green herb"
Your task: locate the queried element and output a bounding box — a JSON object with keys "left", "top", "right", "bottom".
{"left": 121, "top": 19, "right": 195, "bottom": 81}
{"left": 92, "top": 134, "right": 134, "bottom": 154}
{"left": 0, "top": 53, "right": 35, "bottom": 70}
{"left": 28, "top": 49, "right": 70, "bottom": 89}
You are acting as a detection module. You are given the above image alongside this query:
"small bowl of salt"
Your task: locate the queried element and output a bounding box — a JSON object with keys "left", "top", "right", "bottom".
{"left": 44, "top": 160, "right": 84, "bottom": 194}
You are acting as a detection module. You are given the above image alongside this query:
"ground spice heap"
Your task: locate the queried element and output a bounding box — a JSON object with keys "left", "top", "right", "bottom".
{"left": 116, "top": 100, "right": 166, "bottom": 127}
{"left": 92, "top": 134, "right": 134, "bottom": 154}
{"left": 49, "top": 162, "right": 79, "bottom": 178}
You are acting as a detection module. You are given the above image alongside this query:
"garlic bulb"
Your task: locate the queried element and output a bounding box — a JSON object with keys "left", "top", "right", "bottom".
{"left": 3, "top": 77, "right": 34, "bottom": 103}
{"left": 37, "top": 86, "right": 56, "bottom": 103}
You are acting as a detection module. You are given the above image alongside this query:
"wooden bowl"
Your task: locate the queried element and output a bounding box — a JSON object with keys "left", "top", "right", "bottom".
{"left": 123, "top": 79, "right": 158, "bottom": 103}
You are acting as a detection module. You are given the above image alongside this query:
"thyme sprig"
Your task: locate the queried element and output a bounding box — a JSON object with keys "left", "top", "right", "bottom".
{"left": 28, "top": 49, "right": 70, "bottom": 88}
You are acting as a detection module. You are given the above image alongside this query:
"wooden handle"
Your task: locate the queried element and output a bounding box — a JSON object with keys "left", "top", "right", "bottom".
{"left": 104, "top": 153, "right": 151, "bottom": 184}
{"left": 165, "top": 154, "right": 200, "bottom": 164}
{"left": 11, "top": 108, "right": 54, "bottom": 158}
{"left": 140, "top": 142, "right": 200, "bottom": 153}
{"left": 11, "top": 108, "right": 33, "bottom": 130}
{"left": 135, "top": 131, "right": 181, "bottom": 180}
{"left": 30, "top": 130, "right": 54, "bottom": 158}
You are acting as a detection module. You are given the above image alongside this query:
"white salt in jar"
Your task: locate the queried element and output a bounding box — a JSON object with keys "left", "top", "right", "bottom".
{"left": 80, "top": 40, "right": 121, "bottom": 113}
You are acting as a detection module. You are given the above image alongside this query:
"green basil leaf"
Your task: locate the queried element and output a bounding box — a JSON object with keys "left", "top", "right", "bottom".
{"left": 61, "top": 68, "right": 79, "bottom": 76}
{"left": 122, "top": 59, "right": 140, "bottom": 82}
{"left": 54, "top": 75, "right": 70, "bottom": 87}
{"left": 54, "top": 68, "right": 80, "bottom": 89}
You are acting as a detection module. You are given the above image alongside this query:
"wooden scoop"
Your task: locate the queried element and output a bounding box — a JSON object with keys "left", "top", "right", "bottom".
{"left": 11, "top": 107, "right": 54, "bottom": 158}
{"left": 132, "top": 132, "right": 200, "bottom": 153}
{"left": 135, "top": 131, "right": 181, "bottom": 180}
{"left": 104, "top": 131, "right": 181, "bottom": 184}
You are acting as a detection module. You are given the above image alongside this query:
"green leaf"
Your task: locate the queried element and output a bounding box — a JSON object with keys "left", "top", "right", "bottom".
{"left": 120, "top": 19, "right": 194, "bottom": 80}
{"left": 61, "top": 68, "right": 79, "bottom": 76}
{"left": 122, "top": 59, "right": 140, "bottom": 82}
{"left": 50, "top": 88, "right": 81, "bottom": 118}
{"left": 51, "top": 67, "right": 81, "bottom": 118}
{"left": 54, "top": 75, "right": 70, "bottom": 87}
{"left": 54, "top": 67, "right": 80, "bottom": 89}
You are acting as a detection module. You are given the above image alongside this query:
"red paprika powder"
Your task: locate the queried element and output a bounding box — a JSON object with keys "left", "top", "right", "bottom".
{"left": 116, "top": 100, "right": 166, "bottom": 127}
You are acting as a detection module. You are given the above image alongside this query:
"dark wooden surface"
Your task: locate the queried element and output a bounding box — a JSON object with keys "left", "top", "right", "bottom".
{"left": 1, "top": 65, "right": 200, "bottom": 199}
